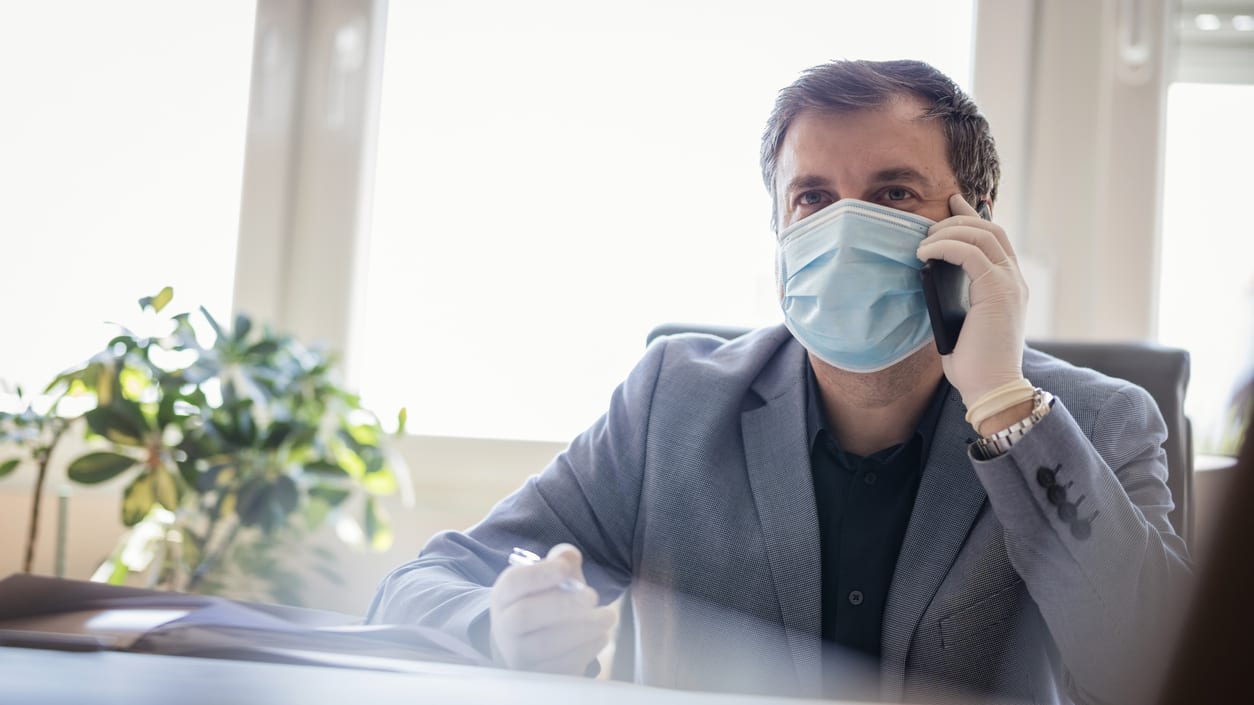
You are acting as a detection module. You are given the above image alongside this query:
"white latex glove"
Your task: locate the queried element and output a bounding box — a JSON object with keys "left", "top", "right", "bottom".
{"left": 489, "top": 544, "right": 616, "bottom": 675}
{"left": 916, "top": 194, "right": 1029, "bottom": 407}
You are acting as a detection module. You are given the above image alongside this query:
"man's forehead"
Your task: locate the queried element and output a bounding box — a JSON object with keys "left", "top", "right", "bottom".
{"left": 775, "top": 103, "right": 949, "bottom": 188}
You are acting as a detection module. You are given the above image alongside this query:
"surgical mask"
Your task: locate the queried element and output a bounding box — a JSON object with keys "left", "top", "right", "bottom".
{"left": 776, "top": 198, "right": 934, "bottom": 373}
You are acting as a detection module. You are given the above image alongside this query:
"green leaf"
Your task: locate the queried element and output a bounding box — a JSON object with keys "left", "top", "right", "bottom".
{"left": 329, "top": 439, "right": 366, "bottom": 479}
{"left": 236, "top": 478, "right": 272, "bottom": 530}
{"left": 272, "top": 474, "right": 298, "bottom": 514}
{"left": 199, "top": 306, "right": 224, "bottom": 341}
{"left": 245, "top": 340, "right": 279, "bottom": 358}
{"left": 139, "top": 286, "right": 174, "bottom": 313}
{"left": 214, "top": 401, "right": 257, "bottom": 447}
{"left": 361, "top": 466, "right": 398, "bottom": 496}
{"left": 364, "top": 497, "right": 392, "bottom": 552}
{"left": 237, "top": 475, "right": 300, "bottom": 534}
{"left": 217, "top": 490, "right": 238, "bottom": 519}
{"left": 85, "top": 400, "right": 149, "bottom": 446}
{"left": 176, "top": 459, "right": 199, "bottom": 490}
{"left": 396, "top": 407, "right": 407, "bottom": 435}
{"left": 303, "top": 495, "right": 333, "bottom": 528}
{"left": 157, "top": 392, "right": 177, "bottom": 429}
{"left": 122, "top": 473, "right": 156, "bottom": 526}
{"left": 0, "top": 458, "right": 19, "bottom": 478}
{"left": 262, "top": 421, "right": 293, "bottom": 450}
{"left": 152, "top": 466, "right": 179, "bottom": 510}
{"left": 234, "top": 313, "right": 252, "bottom": 342}
{"left": 67, "top": 452, "right": 138, "bottom": 484}
{"left": 308, "top": 484, "right": 351, "bottom": 507}
{"left": 345, "top": 423, "right": 380, "bottom": 447}
{"left": 180, "top": 527, "right": 204, "bottom": 567}
{"left": 304, "top": 460, "right": 349, "bottom": 477}
{"left": 45, "top": 363, "right": 93, "bottom": 395}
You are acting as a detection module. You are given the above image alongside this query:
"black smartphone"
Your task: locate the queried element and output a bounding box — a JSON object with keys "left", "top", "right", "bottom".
{"left": 919, "top": 201, "right": 990, "bottom": 355}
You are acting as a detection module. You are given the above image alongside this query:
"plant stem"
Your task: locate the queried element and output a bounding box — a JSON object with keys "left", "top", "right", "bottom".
{"left": 23, "top": 424, "right": 65, "bottom": 573}
{"left": 186, "top": 517, "right": 241, "bottom": 593}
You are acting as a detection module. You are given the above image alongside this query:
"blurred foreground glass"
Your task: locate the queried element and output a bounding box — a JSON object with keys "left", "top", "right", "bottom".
{"left": 0, "top": 1, "right": 256, "bottom": 400}
{"left": 1157, "top": 82, "right": 1254, "bottom": 455}
{"left": 359, "top": 0, "right": 974, "bottom": 441}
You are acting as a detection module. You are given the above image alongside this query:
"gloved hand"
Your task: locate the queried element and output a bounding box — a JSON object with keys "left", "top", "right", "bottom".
{"left": 489, "top": 544, "right": 616, "bottom": 675}
{"left": 916, "top": 194, "right": 1030, "bottom": 413}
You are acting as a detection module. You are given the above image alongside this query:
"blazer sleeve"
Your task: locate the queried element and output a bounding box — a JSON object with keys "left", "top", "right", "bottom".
{"left": 363, "top": 337, "right": 668, "bottom": 656}
{"left": 971, "top": 384, "right": 1193, "bottom": 705}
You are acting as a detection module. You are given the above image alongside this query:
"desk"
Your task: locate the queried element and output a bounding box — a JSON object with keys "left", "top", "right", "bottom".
{"left": 0, "top": 645, "right": 865, "bottom": 705}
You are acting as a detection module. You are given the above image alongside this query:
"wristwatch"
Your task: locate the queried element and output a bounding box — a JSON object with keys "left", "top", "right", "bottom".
{"left": 972, "top": 388, "right": 1055, "bottom": 460}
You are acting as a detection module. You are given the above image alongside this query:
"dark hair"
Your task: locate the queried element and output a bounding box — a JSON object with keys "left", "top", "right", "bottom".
{"left": 760, "top": 59, "right": 1000, "bottom": 229}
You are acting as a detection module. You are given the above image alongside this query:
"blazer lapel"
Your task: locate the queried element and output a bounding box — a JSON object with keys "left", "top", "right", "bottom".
{"left": 741, "top": 340, "right": 823, "bottom": 697}
{"left": 880, "top": 384, "right": 988, "bottom": 701}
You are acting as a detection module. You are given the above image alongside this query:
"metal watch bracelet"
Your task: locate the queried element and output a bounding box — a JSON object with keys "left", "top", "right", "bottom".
{"left": 973, "top": 388, "right": 1055, "bottom": 460}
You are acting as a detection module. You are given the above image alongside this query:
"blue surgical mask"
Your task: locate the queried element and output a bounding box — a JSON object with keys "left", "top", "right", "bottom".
{"left": 776, "top": 198, "right": 934, "bottom": 373}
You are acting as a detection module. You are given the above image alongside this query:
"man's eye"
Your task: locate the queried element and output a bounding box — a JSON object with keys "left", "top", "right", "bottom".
{"left": 885, "top": 187, "right": 912, "bottom": 201}
{"left": 798, "top": 191, "right": 826, "bottom": 206}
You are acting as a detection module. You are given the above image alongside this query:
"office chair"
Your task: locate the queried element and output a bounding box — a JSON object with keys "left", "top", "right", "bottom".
{"left": 644, "top": 324, "right": 1193, "bottom": 543}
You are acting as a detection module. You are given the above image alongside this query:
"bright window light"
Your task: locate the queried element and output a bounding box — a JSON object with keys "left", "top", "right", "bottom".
{"left": 1158, "top": 82, "right": 1254, "bottom": 455}
{"left": 360, "top": 0, "right": 974, "bottom": 441}
{"left": 1194, "top": 14, "right": 1223, "bottom": 31}
{"left": 0, "top": 1, "right": 256, "bottom": 398}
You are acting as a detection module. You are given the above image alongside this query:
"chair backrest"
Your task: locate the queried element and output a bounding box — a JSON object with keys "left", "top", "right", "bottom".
{"left": 645, "top": 324, "right": 1193, "bottom": 543}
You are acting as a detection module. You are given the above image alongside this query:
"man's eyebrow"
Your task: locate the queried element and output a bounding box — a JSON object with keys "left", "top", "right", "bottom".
{"left": 868, "top": 167, "right": 934, "bottom": 186}
{"left": 782, "top": 174, "right": 832, "bottom": 194}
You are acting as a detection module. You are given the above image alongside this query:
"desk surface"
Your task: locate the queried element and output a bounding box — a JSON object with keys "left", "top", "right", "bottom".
{"left": 1, "top": 646, "right": 866, "bottom": 705}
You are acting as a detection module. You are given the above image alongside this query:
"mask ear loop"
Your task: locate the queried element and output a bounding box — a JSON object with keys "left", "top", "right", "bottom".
{"left": 774, "top": 246, "right": 786, "bottom": 295}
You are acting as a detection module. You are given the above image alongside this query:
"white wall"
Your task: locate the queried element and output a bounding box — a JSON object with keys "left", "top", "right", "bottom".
{"left": 973, "top": 0, "right": 1173, "bottom": 341}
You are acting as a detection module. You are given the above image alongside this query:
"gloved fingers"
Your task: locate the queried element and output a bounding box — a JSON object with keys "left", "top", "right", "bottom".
{"left": 920, "top": 224, "right": 1010, "bottom": 265}
{"left": 938, "top": 194, "right": 1018, "bottom": 256}
{"left": 493, "top": 557, "right": 590, "bottom": 605}
{"left": 512, "top": 610, "right": 616, "bottom": 666}
{"left": 545, "top": 543, "right": 583, "bottom": 567}
{"left": 930, "top": 214, "right": 1015, "bottom": 258}
{"left": 527, "top": 633, "right": 612, "bottom": 675}
{"left": 915, "top": 239, "right": 996, "bottom": 283}
{"left": 497, "top": 588, "right": 605, "bottom": 636}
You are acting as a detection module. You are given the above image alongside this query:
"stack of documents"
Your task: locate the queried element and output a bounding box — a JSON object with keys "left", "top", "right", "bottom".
{"left": 0, "top": 573, "right": 490, "bottom": 671}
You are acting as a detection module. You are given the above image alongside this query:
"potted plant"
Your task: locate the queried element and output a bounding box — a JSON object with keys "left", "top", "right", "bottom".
{"left": 0, "top": 288, "right": 407, "bottom": 604}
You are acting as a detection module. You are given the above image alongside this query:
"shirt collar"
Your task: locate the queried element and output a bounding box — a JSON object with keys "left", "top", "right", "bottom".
{"left": 804, "top": 356, "right": 952, "bottom": 462}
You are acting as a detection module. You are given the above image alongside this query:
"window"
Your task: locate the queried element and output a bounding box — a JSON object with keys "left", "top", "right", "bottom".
{"left": 1157, "top": 82, "right": 1254, "bottom": 454}
{"left": 0, "top": 1, "right": 256, "bottom": 398}
{"left": 358, "top": 0, "right": 975, "bottom": 441}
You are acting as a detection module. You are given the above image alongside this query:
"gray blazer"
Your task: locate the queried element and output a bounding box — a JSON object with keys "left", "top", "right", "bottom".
{"left": 368, "top": 326, "right": 1191, "bottom": 704}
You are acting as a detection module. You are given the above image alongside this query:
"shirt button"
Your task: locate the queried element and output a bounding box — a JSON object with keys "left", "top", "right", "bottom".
{"left": 864, "top": 472, "right": 877, "bottom": 486}
{"left": 848, "top": 590, "right": 864, "bottom": 606}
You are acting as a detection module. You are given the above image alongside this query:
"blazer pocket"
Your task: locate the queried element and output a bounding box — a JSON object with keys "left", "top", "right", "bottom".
{"left": 939, "top": 580, "right": 1025, "bottom": 650}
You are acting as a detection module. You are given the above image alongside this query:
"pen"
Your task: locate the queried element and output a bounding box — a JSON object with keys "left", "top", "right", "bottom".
{"left": 508, "top": 547, "right": 586, "bottom": 592}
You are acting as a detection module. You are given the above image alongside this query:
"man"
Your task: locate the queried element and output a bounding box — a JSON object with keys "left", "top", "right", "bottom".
{"left": 368, "top": 60, "right": 1190, "bottom": 704}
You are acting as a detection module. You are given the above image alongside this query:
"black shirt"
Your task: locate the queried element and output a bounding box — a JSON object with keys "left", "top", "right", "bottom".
{"left": 806, "top": 360, "right": 950, "bottom": 690}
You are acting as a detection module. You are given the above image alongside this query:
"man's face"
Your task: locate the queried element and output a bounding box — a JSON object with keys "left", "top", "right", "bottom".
{"left": 773, "top": 95, "right": 961, "bottom": 234}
